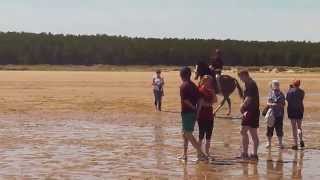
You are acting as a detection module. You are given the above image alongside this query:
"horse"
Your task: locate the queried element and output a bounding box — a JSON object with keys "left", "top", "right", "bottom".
{"left": 195, "top": 61, "right": 244, "bottom": 115}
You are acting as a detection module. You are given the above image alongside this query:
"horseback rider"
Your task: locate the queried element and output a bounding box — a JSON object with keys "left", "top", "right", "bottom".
{"left": 209, "top": 49, "right": 223, "bottom": 93}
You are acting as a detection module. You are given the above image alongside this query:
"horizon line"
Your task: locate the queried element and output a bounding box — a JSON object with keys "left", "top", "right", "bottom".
{"left": 1, "top": 30, "right": 319, "bottom": 44}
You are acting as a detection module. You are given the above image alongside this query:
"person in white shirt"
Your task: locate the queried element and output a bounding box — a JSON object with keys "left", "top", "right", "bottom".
{"left": 152, "top": 70, "right": 165, "bottom": 111}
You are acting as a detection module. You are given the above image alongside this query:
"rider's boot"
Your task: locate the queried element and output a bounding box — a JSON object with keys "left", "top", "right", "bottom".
{"left": 216, "top": 74, "right": 222, "bottom": 93}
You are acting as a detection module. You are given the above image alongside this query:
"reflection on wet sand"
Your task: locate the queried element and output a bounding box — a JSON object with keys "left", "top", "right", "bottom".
{"left": 266, "top": 150, "right": 284, "bottom": 179}
{"left": 154, "top": 114, "right": 165, "bottom": 170}
{"left": 0, "top": 113, "right": 319, "bottom": 179}
{"left": 292, "top": 151, "right": 303, "bottom": 179}
{"left": 241, "top": 161, "right": 259, "bottom": 178}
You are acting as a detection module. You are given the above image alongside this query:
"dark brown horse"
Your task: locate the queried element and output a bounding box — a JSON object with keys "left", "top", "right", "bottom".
{"left": 195, "top": 61, "right": 244, "bottom": 115}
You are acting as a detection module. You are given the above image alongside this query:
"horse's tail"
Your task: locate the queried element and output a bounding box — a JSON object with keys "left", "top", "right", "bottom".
{"left": 234, "top": 78, "right": 244, "bottom": 100}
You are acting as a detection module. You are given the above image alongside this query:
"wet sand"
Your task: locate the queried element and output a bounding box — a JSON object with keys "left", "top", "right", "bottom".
{"left": 0, "top": 71, "right": 320, "bottom": 179}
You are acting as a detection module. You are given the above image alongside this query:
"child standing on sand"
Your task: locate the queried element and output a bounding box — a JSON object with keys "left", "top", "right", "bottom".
{"left": 179, "top": 67, "right": 207, "bottom": 161}
{"left": 196, "top": 75, "right": 217, "bottom": 157}
{"left": 152, "top": 70, "right": 164, "bottom": 111}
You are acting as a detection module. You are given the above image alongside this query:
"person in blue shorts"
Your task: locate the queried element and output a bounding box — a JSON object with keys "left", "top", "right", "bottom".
{"left": 179, "top": 67, "right": 207, "bottom": 161}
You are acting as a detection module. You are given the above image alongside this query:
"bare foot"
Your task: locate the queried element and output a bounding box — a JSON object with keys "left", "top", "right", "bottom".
{"left": 197, "top": 153, "right": 209, "bottom": 161}
{"left": 265, "top": 144, "right": 271, "bottom": 149}
{"left": 178, "top": 155, "right": 188, "bottom": 161}
{"left": 249, "top": 154, "right": 259, "bottom": 161}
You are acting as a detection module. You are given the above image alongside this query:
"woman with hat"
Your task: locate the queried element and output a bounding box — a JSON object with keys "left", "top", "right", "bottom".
{"left": 286, "top": 80, "right": 305, "bottom": 150}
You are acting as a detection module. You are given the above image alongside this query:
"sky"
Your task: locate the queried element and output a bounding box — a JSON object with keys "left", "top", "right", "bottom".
{"left": 0, "top": 0, "right": 320, "bottom": 41}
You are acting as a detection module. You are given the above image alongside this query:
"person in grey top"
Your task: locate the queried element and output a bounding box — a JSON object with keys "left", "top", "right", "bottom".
{"left": 266, "top": 80, "right": 285, "bottom": 149}
{"left": 152, "top": 70, "right": 164, "bottom": 111}
{"left": 286, "top": 80, "right": 305, "bottom": 150}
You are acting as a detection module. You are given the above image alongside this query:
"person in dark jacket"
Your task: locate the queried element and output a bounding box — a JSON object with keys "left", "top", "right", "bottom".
{"left": 238, "top": 70, "right": 260, "bottom": 160}
{"left": 209, "top": 49, "right": 223, "bottom": 92}
{"left": 286, "top": 80, "right": 305, "bottom": 150}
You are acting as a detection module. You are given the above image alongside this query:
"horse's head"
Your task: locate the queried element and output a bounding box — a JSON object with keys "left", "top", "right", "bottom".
{"left": 194, "top": 61, "right": 210, "bottom": 80}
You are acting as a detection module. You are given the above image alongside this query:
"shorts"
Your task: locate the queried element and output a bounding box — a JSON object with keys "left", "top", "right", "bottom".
{"left": 198, "top": 119, "right": 214, "bottom": 140}
{"left": 241, "top": 110, "right": 260, "bottom": 128}
{"left": 290, "top": 118, "right": 303, "bottom": 122}
{"left": 288, "top": 109, "right": 304, "bottom": 120}
{"left": 181, "top": 113, "right": 196, "bottom": 132}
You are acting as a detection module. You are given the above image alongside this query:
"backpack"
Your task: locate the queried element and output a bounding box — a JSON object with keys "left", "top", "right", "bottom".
{"left": 265, "top": 108, "right": 275, "bottom": 127}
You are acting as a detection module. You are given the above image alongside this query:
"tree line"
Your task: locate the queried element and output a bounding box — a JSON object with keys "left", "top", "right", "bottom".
{"left": 0, "top": 31, "right": 320, "bottom": 67}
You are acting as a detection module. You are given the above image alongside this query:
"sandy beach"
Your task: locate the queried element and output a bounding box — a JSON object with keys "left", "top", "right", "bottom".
{"left": 0, "top": 70, "right": 319, "bottom": 179}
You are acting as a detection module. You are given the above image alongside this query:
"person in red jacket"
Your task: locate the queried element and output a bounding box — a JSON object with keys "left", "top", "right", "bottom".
{"left": 196, "top": 75, "right": 217, "bottom": 157}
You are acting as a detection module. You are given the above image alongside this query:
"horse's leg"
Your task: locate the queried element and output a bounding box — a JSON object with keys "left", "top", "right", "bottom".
{"left": 226, "top": 97, "right": 231, "bottom": 116}
{"left": 213, "top": 97, "right": 226, "bottom": 115}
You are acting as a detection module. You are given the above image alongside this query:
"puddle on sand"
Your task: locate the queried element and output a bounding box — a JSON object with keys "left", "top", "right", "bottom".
{"left": 0, "top": 113, "right": 319, "bottom": 179}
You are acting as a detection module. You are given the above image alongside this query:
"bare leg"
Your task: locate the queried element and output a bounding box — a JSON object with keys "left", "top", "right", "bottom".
{"left": 199, "top": 138, "right": 203, "bottom": 152}
{"left": 297, "top": 120, "right": 304, "bottom": 147}
{"left": 291, "top": 120, "right": 298, "bottom": 146}
{"left": 154, "top": 93, "right": 158, "bottom": 111}
{"left": 184, "top": 132, "right": 206, "bottom": 157}
{"left": 267, "top": 136, "right": 272, "bottom": 148}
{"left": 241, "top": 126, "right": 249, "bottom": 157}
{"left": 158, "top": 96, "right": 162, "bottom": 111}
{"left": 278, "top": 137, "right": 283, "bottom": 148}
{"left": 181, "top": 133, "right": 189, "bottom": 160}
{"left": 249, "top": 128, "right": 259, "bottom": 156}
{"left": 205, "top": 139, "right": 211, "bottom": 156}
{"left": 297, "top": 120, "right": 303, "bottom": 142}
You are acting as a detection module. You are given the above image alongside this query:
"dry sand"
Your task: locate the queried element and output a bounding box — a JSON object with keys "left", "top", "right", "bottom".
{"left": 0, "top": 70, "right": 320, "bottom": 179}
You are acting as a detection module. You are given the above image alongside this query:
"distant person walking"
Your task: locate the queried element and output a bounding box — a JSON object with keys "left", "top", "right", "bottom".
{"left": 266, "top": 80, "right": 286, "bottom": 149}
{"left": 238, "top": 70, "right": 260, "bottom": 160}
{"left": 178, "top": 67, "right": 207, "bottom": 161}
{"left": 286, "top": 80, "right": 305, "bottom": 150}
{"left": 152, "top": 70, "right": 164, "bottom": 111}
{"left": 196, "top": 75, "right": 217, "bottom": 157}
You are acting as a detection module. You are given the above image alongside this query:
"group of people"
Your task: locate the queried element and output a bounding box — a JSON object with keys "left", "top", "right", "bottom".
{"left": 152, "top": 66, "right": 305, "bottom": 162}
{"left": 265, "top": 79, "right": 305, "bottom": 150}
{"left": 151, "top": 48, "right": 305, "bottom": 161}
